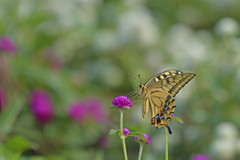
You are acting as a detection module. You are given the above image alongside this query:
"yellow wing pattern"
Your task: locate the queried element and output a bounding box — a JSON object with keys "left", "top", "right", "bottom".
{"left": 139, "top": 69, "right": 195, "bottom": 134}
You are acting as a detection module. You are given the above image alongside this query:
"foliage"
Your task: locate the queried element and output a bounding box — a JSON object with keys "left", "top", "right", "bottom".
{"left": 0, "top": 0, "right": 240, "bottom": 159}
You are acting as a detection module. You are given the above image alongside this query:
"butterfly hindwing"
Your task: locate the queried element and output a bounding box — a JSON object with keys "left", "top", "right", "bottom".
{"left": 142, "top": 98, "right": 149, "bottom": 118}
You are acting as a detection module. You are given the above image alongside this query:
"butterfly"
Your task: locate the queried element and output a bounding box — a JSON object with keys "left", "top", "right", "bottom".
{"left": 138, "top": 69, "right": 195, "bottom": 134}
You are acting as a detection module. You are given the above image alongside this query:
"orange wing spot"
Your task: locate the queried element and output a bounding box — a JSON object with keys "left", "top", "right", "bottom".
{"left": 151, "top": 117, "right": 156, "bottom": 125}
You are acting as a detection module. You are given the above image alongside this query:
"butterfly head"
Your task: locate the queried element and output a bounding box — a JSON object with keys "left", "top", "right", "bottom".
{"left": 138, "top": 83, "right": 147, "bottom": 98}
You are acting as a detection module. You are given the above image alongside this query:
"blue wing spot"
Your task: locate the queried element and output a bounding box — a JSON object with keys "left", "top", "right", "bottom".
{"left": 160, "top": 114, "right": 165, "bottom": 120}
{"left": 156, "top": 114, "right": 160, "bottom": 124}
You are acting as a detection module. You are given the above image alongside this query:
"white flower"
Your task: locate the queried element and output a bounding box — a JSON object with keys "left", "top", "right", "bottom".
{"left": 236, "top": 139, "right": 240, "bottom": 154}
{"left": 17, "top": 0, "right": 35, "bottom": 18}
{"left": 166, "top": 24, "right": 209, "bottom": 67}
{"left": 215, "top": 122, "right": 238, "bottom": 140}
{"left": 92, "top": 30, "right": 118, "bottom": 52}
{"left": 47, "top": 0, "right": 101, "bottom": 28}
{"left": 144, "top": 50, "right": 165, "bottom": 69}
{"left": 166, "top": 24, "right": 193, "bottom": 54}
{"left": 211, "top": 139, "right": 236, "bottom": 160}
{"left": 211, "top": 122, "right": 239, "bottom": 160}
{"left": 124, "top": 0, "right": 145, "bottom": 7}
{"left": 214, "top": 17, "right": 239, "bottom": 37}
{"left": 83, "top": 59, "right": 124, "bottom": 88}
{"left": 117, "top": 6, "right": 159, "bottom": 47}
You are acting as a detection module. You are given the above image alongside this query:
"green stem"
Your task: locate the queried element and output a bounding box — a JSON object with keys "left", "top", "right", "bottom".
{"left": 120, "top": 110, "right": 123, "bottom": 132}
{"left": 138, "top": 143, "right": 144, "bottom": 160}
{"left": 94, "top": 149, "right": 104, "bottom": 160}
{"left": 120, "top": 110, "right": 128, "bottom": 160}
{"left": 165, "top": 126, "right": 168, "bottom": 160}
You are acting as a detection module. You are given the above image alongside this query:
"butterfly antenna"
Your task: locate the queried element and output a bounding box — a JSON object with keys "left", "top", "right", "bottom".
{"left": 127, "top": 91, "right": 140, "bottom": 99}
{"left": 138, "top": 74, "right": 142, "bottom": 84}
{"left": 128, "top": 73, "right": 140, "bottom": 83}
{"left": 132, "top": 98, "right": 140, "bottom": 106}
{"left": 127, "top": 91, "right": 136, "bottom": 97}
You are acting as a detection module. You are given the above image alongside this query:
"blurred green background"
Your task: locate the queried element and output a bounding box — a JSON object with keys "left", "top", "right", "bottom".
{"left": 1, "top": 0, "right": 240, "bottom": 160}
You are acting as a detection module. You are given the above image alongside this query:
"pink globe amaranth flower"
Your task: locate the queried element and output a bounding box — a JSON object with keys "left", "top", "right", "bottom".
{"left": 88, "top": 98, "right": 107, "bottom": 123}
{"left": 0, "top": 36, "right": 16, "bottom": 54}
{"left": 0, "top": 87, "right": 6, "bottom": 111}
{"left": 123, "top": 128, "right": 130, "bottom": 136}
{"left": 68, "top": 101, "right": 87, "bottom": 122}
{"left": 134, "top": 137, "right": 138, "bottom": 141}
{"left": 191, "top": 154, "right": 210, "bottom": 160}
{"left": 112, "top": 96, "right": 132, "bottom": 108}
{"left": 30, "top": 90, "right": 54, "bottom": 124}
{"left": 135, "top": 133, "right": 151, "bottom": 144}
{"left": 143, "top": 133, "right": 151, "bottom": 144}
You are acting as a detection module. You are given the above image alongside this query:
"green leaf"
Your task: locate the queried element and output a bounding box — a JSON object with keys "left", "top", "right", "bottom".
{"left": 110, "top": 106, "right": 131, "bottom": 110}
{"left": 9, "top": 152, "right": 22, "bottom": 160}
{"left": 121, "top": 106, "right": 131, "bottom": 110}
{"left": 170, "top": 117, "right": 183, "bottom": 124}
{"left": 46, "top": 155, "right": 66, "bottom": 160}
{"left": 12, "top": 58, "right": 76, "bottom": 110}
{"left": 110, "top": 105, "right": 120, "bottom": 110}
{"left": 109, "top": 129, "right": 121, "bottom": 136}
{"left": 5, "top": 135, "right": 32, "bottom": 152}
{"left": 128, "top": 132, "right": 147, "bottom": 143}
{"left": 0, "top": 97, "right": 25, "bottom": 137}
{"left": 27, "top": 156, "right": 46, "bottom": 160}
{"left": 128, "top": 132, "right": 144, "bottom": 137}
{"left": 0, "top": 144, "right": 22, "bottom": 160}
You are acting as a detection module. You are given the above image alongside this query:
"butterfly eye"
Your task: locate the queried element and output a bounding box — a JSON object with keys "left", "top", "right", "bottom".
{"left": 139, "top": 84, "right": 142, "bottom": 88}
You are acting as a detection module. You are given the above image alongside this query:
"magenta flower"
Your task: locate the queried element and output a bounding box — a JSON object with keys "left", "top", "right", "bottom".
{"left": 143, "top": 133, "right": 151, "bottom": 144}
{"left": 171, "top": 113, "right": 175, "bottom": 118}
{"left": 0, "top": 36, "right": 16, "bottom": 54}
{"left": 88, "top": 98, "right": 107, "bottom": 123}
{"left": 68, "top": 101, "right": 87, "bottom": 122}
{"left": 135, "top": 133, "right": 151, "bottom": 144}
{"left": 191, "top": 154, "right": 210, "bottom": 160}
{"left": 123, "top": 128, "right": 130, "bottom": 136}
{"left": 0, "top": 87, "right": 6, "bottom": 111}
{"left": 30, "top": 90, "right": 54, "bottom": 124}
{"left": 112, "top": 96, "right": 132, "bottom": 108}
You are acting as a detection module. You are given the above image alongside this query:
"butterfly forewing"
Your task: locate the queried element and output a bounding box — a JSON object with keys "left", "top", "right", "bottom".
{"left": 138, "top": 69, "right": 195, "bottom": 134}
{"left": 144, "top": 70, "right": 183, "bottom": 87}
{"left": 147, "top": 73, "right": 195, "bottom": 97}
{"left": 169, "top": 73, "right": 195, "bottom": 97}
